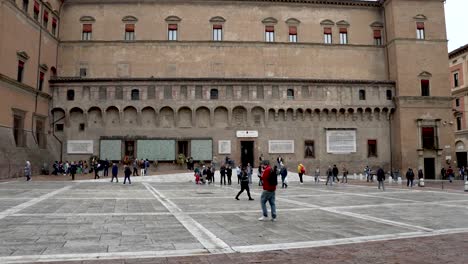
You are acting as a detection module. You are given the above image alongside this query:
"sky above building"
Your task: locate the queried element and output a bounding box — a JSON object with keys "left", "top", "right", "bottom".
{"left": 445, "top": 0, "right": 468, "bottom": 52}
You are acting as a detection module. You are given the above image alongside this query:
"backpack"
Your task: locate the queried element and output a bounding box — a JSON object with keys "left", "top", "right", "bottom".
{"left": 268, "top": 168, "right": 278, "bottom": 186}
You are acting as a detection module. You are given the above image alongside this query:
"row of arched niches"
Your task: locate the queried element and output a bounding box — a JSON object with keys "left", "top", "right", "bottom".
{"left": 52, "top": 105, "right": 396, "bottom": 129}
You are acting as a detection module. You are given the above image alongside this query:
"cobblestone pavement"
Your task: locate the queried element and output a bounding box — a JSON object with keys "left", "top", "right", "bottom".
{"left": 0, "top": 172, "right": 467, "bottom": 263}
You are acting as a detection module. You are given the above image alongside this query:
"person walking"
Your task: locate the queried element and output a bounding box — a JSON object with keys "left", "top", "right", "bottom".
{"left": 227, "top": 166, "right": 232, "bottom": 185}
{"left": 326, "top": 166, "right": 333, "bottom": 186}
{"left": 297, "top": 163, "right": 305, "bottom": 184}
{"left": 123, "top": 165, "right": 131, "bottom": 184}
{"left": 140, "top": 159, "right": 145, "bottom": 176}
{"left": 365, "top": 165, "right": 372, "bottom": 182}
{"left": 94, "top": 163, "right": 100, "bottom": 179}
{"left": 447, "top": 166, "right": 454, "bottom": 183}
{"left": 406, "top": 167, "right": 415, "bottom": 187}
{"left": 259, "top": 161, "right": 277, "bottom": 222}
{"left": 211, "top": 166, "right": 216, "bottom": 183}
{"left": 332, "top": 165, "right": 339, "bottom": 183}
{"left": 314, "top": 167, "right": 320, "bottom": 184}
{"left": 144, "top": 159, "right": 150, "bottom": 176}
{"left": 24, "top": 161, "right": 31, "bottom": 181}
{"left": 220, "top": 165, "right": 226, "bottom": 185}
{"left": 377, "top": 167, "right": 385, "bottom": 191}
{"left": 111, "top": 163, "right": 119, "bottom": 183}
{"left": 280, "top": 165, "right": 288, "bottom": 188}
{"left": 132, "top": 159, "right": 138, "bottom": 176}
{"left": 235, "top": 168, "right": 254, "bottom": 201}
{"left": 341, "top": 167, "right": 348, "bottom": 183}
{"left": 70, "top": 161, "right": 77, "bottom": 181}
{"left": 418, "top": 167, "right": 424, "bottom": 186}
{"left": 103, "top": 159, "right": 109, "bottom": 177}
{"left": 236, "top": 165, "right": 241, "bottom": 184}
{"left": 258, "top": 165, "right": 263, "bottom": 186}
{"left": 247, "top": 163, "right": 252, "bottom": 184}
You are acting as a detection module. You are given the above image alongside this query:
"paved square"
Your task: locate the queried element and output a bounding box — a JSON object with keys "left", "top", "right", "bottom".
{"left": 0, "top": 173, "right": 467, "bottom": 263}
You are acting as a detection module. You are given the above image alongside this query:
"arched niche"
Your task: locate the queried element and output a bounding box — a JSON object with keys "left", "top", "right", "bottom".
{"left": 141, "top": 107, "right": 156, "bottom": 127}
{"left": 214, "top": 107, "right": 228, "bottom": 128}
{"left": 69, "top": 107, "right": 85, "bottom": 130}
{"left": 178, "top": 107, "right": 192, "bottom": 128}
{"left": 123, "top": 106, "right": 138, "bottom": 126}
{"left": 88, "top": 106, "right": 102, "bottom": 127}
{"left": 232, "top": 106, "right": 247, "bottom": 126}
{"left": 196, "top": 107, "right": 210, "bottom": 128}
{"left": 251, "top": 106, "right": 265, "bottom": 127}
{"left": 160, "top": 106, "right": 175, "bottom": 128}
{"left": 106, "top": 106, "right": 120, "bottom": 126}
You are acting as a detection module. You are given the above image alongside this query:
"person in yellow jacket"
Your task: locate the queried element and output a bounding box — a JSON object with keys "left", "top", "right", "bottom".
{"left": 297, "top": 163, "right": 305, "bottom": 184}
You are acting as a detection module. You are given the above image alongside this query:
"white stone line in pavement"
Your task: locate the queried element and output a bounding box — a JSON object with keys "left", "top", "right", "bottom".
{"left": 326, "top": 199, "right": 467, "bottom": 211}
{"left": 314, "top": 188, "right": 416, "bottom": 203}
{"left": 48, "top": 197, "right": 154, "bottom": 200}
{"left": 143, "top": 183, "right": 234, "bottom": 254}
{"left": 186, "top": 207, "right": 319, "bottom": 215}
{"left": 321, "top": 208, "right": 434, "bottom": 232}
{"left": 0, "top": 182, "right": 10, "bottom": 185}
{"left": 11, "top": 212, "right": 172, "bottom": 217}
{"left": 0, "top": 248, "right": 209, "bottom": 264}
{"left": 233, "top": 228, "right": 468, "bottom": 253}
{"left": 0, "top": 185, "right": 74, "bottom": 220}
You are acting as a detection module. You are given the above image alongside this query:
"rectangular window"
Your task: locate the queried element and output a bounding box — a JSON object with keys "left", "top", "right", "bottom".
{"left": 43, "top": 10, "right": 48, "bottom": 28}
{"left": 13, "top": 114, "right": 25, "bottom": 147}
{"left": 79, "top": 67, "right": 87, "bottom": 77}
{"left": 115, "top": 86, "right": 123, "bottom": 100}
{"left": 304, "top": 140, "right": 315, "bottom": 158}
{"left": 213, "top": 24, "right": 222, "bottom": 41}
{"left": 168, "top": 24, "right": 177, "bottom": 41}
{"left": 368, "top": 140, "right": 377, "bottom": 157}
{"left": 33, "top": 1, "right": 39, "bottom": 20}
{"left": 52, "top": 18, "right": 57, "bottom": 36}
{"left": 421, "top": 79, "right": 430, "bottom": 96}
{"left": 67, "top": 89, "right": 75, "bottom": 101}
{"left": 386, "top": 90, "right": 392, "bottom": 100}
{"left": 421, "top": 127, "right": 435, "bottom": 149}
{"left": 456, "top": 98, "right": 460, "bottom": 107}
{"left": 38, "top": 72, "right": 44, "bottom": 91}
{"left": 289, "top": 26, "right": 297, "bottom": 43}
{"left": 125, "top": 24, "right": 135, "bottom": 41}
{"left": 454, "top": 72, "right": 459, "bottom": 87}
{"left": 374, "top": 30, "right": 382, "bottom": 45}
{"left": 359, "top": 89, "right": 366, "bottom": 100}
{"left": 164, "top": 86, "right": 172, "bottom": 99}
{"left": 17, "top": 61, "right": 24, "bottom": 82}
{"left": 416, "top": 22, "right": 425, "bottom": 40}
{"left": 82, "top": 24, "right": 92, "bottom": 40}
{"left": 272, "top": 85, "right": 280, "bottom": 99}
{"left": 210, "top": 89, "right": 219, "bottom": 100}
{"left": 195, "top": 86, "right": 203, "bottom": 99}
{"left": 257, "top": 86, "right": 264, "bottom": 100}
{"left": 22, "top": 0, "right": 29, "bottom": 13}
{"left": 55, "top": 123, "right": 64, "bottom": 132}
{"left": 79, "top": 123, "right": 85, "bottom": 131}
{"left": 457, "top": 117, "right": 462, "bottom": 131}
{"left": 324, "top": 27, "right": 332, "bottom": 44}
{"left": 36, "top": 119, "right": 45, "bottom": 148}
{"left": 339, "top": 28, "right": 348, "bottom": 44}
{"left": 265, "top": 26, "right": 275, "bottom": 42}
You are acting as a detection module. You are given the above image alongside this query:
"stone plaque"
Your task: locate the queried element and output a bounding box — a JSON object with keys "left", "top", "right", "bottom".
{"left": 269, "top": 140, "right": 294, "bottom": 154}
{"left": 236, "top": 130, "right": 259, "bottom": 138}
{"left": 67, "top": 140, "right": 93, "bottom": 154}
{"left": 218, "top": 140, "right": 231, "bottom": 154}
{"left": 327, "top": 129, "right": 356, "bottom": 153}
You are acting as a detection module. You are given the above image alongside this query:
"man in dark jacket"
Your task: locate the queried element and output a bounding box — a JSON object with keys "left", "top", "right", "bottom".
{"left": 332, "top": 165, "right": 339, "bottom": 182}
{"left": 69, "top": 162, "right": 77, "bottom": 181}
{"left": 123, "top": 165, "right": 131, "bottom": 184}
{"left": 227, "top": 166, "right": 232, "bottom": 185}
{"left": 377, "top": 167, "right": 385, "bottom": 191}
{"left": 220, "top": 165, "right": 226, "bottom": 185}
{"left": 103, "top": 159, "right": 109, "bottom": 177}
{"left": 235, "top": 168, "right": 254, "bottom": 201}
{"left": 111, "top": 163, "right": 119, "bottom": 183}
{"left": 326, "top": 166, "right": 333, "bottom": 186}
{"left": 406, "top": 168, "right": 415, "bottom": 187}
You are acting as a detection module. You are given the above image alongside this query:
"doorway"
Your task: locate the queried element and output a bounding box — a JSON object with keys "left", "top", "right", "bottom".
{"left": 125, "top": 141, "right": 135, "bottom": 159}
{"left": 178, "top": 140, "right": 189, "bottom": 157}
{"left": 424, "top": 158, "right": 435, "bottom": 180}
{"left": 456, "top": 152, "right": 467, "bottom": 169}
{"left": 241, "top": 141, "right": 254, "bottom": 168}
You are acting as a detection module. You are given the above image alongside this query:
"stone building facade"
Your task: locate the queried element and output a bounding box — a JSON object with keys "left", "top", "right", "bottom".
{"left": 450, "top": 44, "right": 468, "bottom": 169}
{"left": 1, "top": 0, "right": 454, "bottom": 178}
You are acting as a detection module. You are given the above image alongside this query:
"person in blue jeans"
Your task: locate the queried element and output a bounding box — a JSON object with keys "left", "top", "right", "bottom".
{"left": 259, "top": 162, "right": 277, "bottom": 222}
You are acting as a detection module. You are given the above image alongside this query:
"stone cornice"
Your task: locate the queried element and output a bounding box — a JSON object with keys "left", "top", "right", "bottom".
{"left": 0, "top": 74, "right": 52, "bottom": 100}
{"left": 50, "top": 77, "right": 395, "bottom": 85}
{"left": 394, "top": 96, "right": 453, "bottom": 108}
{"left": 63, "top": 0, "right": 381, "bottom": 8}
{"left": 449, "top": 43, "right": 468, "bottom": 59}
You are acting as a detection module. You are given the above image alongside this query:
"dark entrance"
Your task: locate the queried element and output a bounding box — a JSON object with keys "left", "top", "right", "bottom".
{"left": 240, "top": 141, "right": 254, "bottom": 168}
{"left": 424, "top": 158, "right": 435, "bottom": 179}
{"left": 178, "top": 140, "right": 189, "bottom": 157}
{"left": 456, "top": 152, "right": 467, "bottom": 169}
{"left": 125, "top": 141, "right": 135, "bottom": 159}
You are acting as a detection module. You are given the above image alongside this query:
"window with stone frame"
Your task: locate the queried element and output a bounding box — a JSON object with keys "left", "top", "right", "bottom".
{"left": 374, "top": 30, "right": 382, "bottom": 45}
{"left": 304, "top": 141, "right": 315, "bottom": 158}
{"left": 43, "top": 10, "right": 49, "bottom": 28}
{"left": 168, "top": 24, "right": 178, "bottom": 41}
{"left": 115, "top": 86, "right": 123, "bottom": 100}
{"left": 453, "top": 72, "right": 459, "bottom": 88}
{"left": 124, "top": 24, "right": 135, "bottom": 41}
{"left": 38, "top": 72, "right": 45, "bottom": 91}
{"left": 339, "top": 28, "right": 348, "bottom": 44}
{"left": 164, "top": 86, "right": 172, "bottom": 99}
{"left": 456, "top": 98, "right": 460, "bottom": 107}
{"left": 22, "top": 0, "right": 29, "bottom": 13}
{"left": 33, "top": 1, "right": 39, "bottom": 20}
{"left": 421, "top": 80, "right": 430, "bottom": 96}
{"left": 210, "top": 88, "right": 219, "bottom": 100}
{"left": 457, "top": 116, "right": 462, "bottom": 131}
{"left": 287, "top": 89, "right": 295, "bottom": 100}
{"left": 359, "top": 89, "right": 366, "bottom": 100}
{"left": 13, "top": 111, "right": 26, "bottom": 147}
{"left": 195, "top": 86, "right": 203, "bottom": 99}
{"left": 131, "top": 89, "right": 139, "bottom": 100}
{"left": 289, "top": 26, "right": 297, "bottom": 42}
{"left": 67, "top": 89, "right": 75, "bottom": 101}
{"left": 79, "top": 67, "right": 87, "bottom": 77}
{"left": 323, "top": 27, "right": 332, "bottom": 44}
{"left": 416, "top": 22, "right": 425, "bottom": 40}
{"left": 265, "top": 26, "right": 275, "bottom": 42}
{"left": 386, "top": 90, "right": 392, "bottom": 100}
{"left": 52, "top": 18, "right": 57, "bottom": 36}
{"left": 82, "top": 24, "right": 92, "bottom": 40}
{"left": 213, "top": 24, "right": 223, "bottom": 41}
{"left": 421, "top": 127, "right": 435, "bottom": 149}
{"left": 368, "top": 140, "right": 377, "bottom": 157}
{"left": 35, "top": 118, "right": 46, "bottom": 149}
{"left": 17, "top": 60, "right": 25, "bottom": 82}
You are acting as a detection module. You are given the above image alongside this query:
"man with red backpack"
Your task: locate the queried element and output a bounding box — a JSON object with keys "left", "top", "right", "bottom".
{"left": 297, "top": 163, "right": 305, "bottom": 184}
{"left": 259, "top": 161, "right": 277, "bottom": 222}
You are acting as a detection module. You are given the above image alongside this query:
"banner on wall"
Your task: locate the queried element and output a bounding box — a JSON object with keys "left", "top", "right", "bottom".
{"left": 67, "top": 140, "right": 93, "bottom": 154}
{"left": 326, "top": 129, "right": 356, "bottom": 154}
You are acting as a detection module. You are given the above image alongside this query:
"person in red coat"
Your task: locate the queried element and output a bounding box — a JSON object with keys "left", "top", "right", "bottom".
{"left": 259, "top": 161, "right": 277, "bottom": 222}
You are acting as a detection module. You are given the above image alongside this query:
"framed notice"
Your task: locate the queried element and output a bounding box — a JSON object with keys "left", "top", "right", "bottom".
{"left": 67, "top": 140, "right": 93, "bottom": 154}
{"left": 269, "top": 140, "right": 294, "bottom": 154}
{"left": 326, "top": 129, "right": 356, "bottom": 153}
{"left": 218, "top": 140, "right": 231, "bottom": 154}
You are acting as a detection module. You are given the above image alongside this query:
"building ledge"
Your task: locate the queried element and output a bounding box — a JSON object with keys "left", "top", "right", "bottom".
{"left": 0, "top": 74, "right": 52, "bottom": 100}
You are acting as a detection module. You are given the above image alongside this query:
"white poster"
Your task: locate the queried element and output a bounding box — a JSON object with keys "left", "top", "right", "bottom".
{"left": 67, "top": 140, "right": 94, "bottom": 154}
{"left": 326, "top": 130, "right": 356, "bottom": 153}
{"left": 269, "top": 140, "right": 294, "bottom": 154}
{"left": 218, "top": 140, "right": 231, "bottom": 154}
{"left": 236, "top": 130, "right": 259, "bottom": 138}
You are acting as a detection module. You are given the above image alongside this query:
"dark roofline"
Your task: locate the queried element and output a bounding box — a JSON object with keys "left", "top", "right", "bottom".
{"left": 64, "top": 0, "right": 381, "bottom": 8}
{"left": 50, "top": 77, "right": 395, "bottom": 85}
{"left": 449, "top": 43, "right": 468, "bottom": 59}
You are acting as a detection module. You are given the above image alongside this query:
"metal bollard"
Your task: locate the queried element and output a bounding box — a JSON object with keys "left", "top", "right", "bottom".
{"left": 419, "top": 178, "right": 425, "bottom": 187}
{"left": 397, "top": 177, "right": 402, "bottom": 184}
{"left": 465, "top": 181, "right": 468, "bottom": 192}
